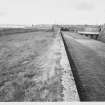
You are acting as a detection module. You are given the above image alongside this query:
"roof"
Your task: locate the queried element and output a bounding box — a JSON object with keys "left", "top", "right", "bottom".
{"left": 78, "top": 31, "right": 99, "bottom": 35}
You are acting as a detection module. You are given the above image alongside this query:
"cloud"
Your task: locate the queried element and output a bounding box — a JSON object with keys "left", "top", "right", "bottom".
{"left": 75, "top": 1, "right": 94, "bottom": 11}
{"left": 0, "top": 10, "right": 7, "bottom": 16}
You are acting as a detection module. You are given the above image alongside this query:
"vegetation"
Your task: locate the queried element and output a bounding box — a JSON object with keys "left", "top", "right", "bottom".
{"left": 0, "top": 31, "right": 62, "bottom": 101}
{"left": 98, "top": 25, "right": 105, "bottom": 43}
{"left": 63, "top": 32, "right": 105, "bottom": 101}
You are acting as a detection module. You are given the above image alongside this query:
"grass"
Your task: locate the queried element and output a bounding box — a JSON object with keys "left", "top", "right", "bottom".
{"left": 63, "top": 32, "right": 105, "bottom": 101}
{"left": 63, "top": 32, "right": 90, "bottom": 39}
{"left": 0, "top": 28, "right": 54, "bottom": 36}
{"left": 0, "top": 31, "right": 59, "bottom": 101}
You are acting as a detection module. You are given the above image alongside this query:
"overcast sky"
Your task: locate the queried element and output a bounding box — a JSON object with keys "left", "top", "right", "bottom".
{"left": 0, "top": 0, "right": 105, "bottom": 25}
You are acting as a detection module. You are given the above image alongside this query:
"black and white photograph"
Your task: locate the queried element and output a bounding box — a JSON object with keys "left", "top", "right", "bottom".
{"left": 0, "top": 0, "right": 105, "bottom": 103}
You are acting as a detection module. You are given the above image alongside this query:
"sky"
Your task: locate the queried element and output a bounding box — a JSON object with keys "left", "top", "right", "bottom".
{"left": 0, "top": 0, "right": 105, "bottom": 25}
